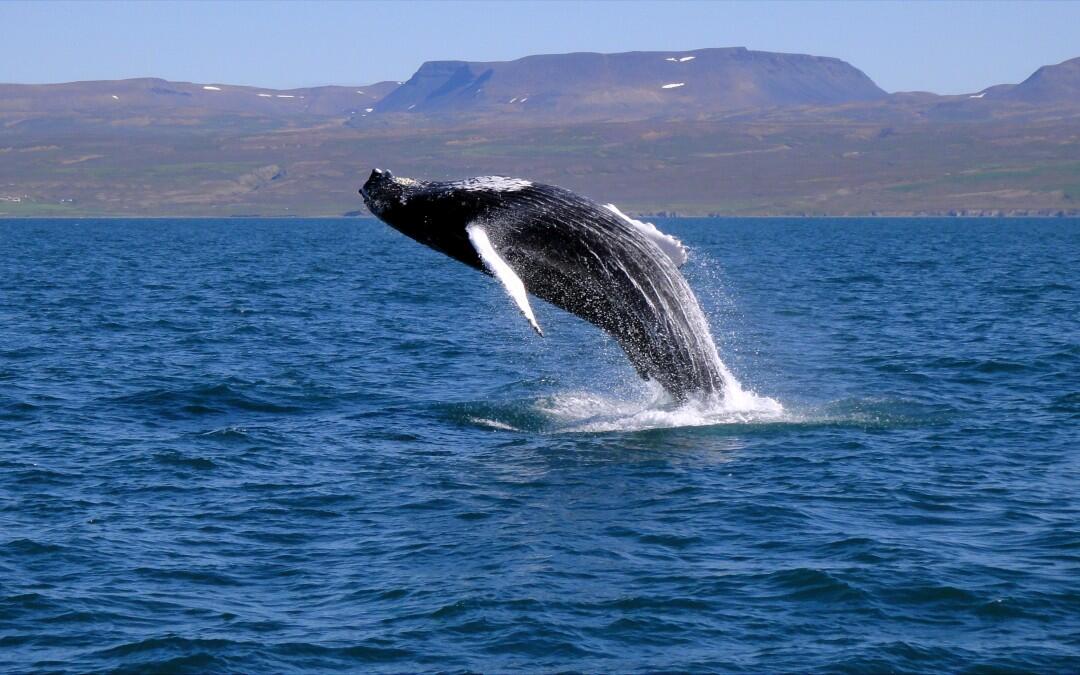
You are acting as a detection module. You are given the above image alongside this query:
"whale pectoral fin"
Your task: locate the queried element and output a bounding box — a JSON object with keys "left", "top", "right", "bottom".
{"left": 466, "top": 224, "right": 544, "bottom": 337}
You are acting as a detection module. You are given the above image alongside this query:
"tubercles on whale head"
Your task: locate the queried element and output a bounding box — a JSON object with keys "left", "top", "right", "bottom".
{"left": 360, "top": 168, "right": 423, "bottom": 217}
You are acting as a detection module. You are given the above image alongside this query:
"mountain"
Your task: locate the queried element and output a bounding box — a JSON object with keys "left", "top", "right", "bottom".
{"left": 0, "top": 48, "right": 1078, "bottom": 217}
{"left": 910, "top": 58, "right": 1080, "bottom": 122}
{"left": 0, "top": 78, "right": 399, "bottom": 119}
{"left": 374, "top": 47, "right": 887, "bottom": 119}
{"left": 996, "top": 57, "right": 1080, "bottom": 103}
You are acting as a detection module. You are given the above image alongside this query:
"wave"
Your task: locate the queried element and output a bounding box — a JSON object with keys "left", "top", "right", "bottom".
{"left": 446, "top": 383, "right": 954, "bottom": 435}
{"left": 109, "top": 382, "right": 303, "bottom": 417}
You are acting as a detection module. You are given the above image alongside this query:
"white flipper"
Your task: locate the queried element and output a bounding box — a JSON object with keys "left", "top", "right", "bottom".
{"left": 466, "top": 224, "right": 544, "bottom": 337}
{"left": 603, "top": 203, "right": 688, "bottom": 267}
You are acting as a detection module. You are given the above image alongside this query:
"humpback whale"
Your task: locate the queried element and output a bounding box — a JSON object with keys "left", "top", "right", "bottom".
{"left": 360, "top": 169, "right": 728, "bottom": 400}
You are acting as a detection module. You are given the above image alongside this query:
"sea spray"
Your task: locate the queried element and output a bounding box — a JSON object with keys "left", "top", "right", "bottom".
{"left": 534, "top": 383, "right": 785, "bottom": 434}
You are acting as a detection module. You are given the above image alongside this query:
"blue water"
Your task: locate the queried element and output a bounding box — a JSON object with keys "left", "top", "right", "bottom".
{"left": 2, "top": 217, "right": 1078, "bottom": 673}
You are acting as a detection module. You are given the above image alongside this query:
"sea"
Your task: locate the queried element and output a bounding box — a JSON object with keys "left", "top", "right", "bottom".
{"left": 1, "top": 217, "right": 1078, "bottom": 673}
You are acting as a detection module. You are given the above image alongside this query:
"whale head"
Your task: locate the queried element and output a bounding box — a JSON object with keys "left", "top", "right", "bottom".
{"left": 360, "top": 168, "right": 436, "bottom": 241}
{"left": 359, "top": 168, "right": 483, "bottom": 267}
{"left": 359, "top": 168, "right": 421, "bottom": 216}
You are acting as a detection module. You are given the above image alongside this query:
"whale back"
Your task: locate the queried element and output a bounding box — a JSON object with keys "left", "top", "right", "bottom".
{"left": 363, "top": 173, "right": 726, "bottom": 399}
{"left": 470, "top": 183, "right": 726, "bottom": 398}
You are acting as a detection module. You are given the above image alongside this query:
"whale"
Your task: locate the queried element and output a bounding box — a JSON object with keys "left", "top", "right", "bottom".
{"left": 359, "top": 169, "right": 728, "bottom": 400}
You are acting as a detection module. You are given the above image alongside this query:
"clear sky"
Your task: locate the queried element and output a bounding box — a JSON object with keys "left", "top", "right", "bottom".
{"left": 3, "top": 0, "right": 1079, "bottom": 94}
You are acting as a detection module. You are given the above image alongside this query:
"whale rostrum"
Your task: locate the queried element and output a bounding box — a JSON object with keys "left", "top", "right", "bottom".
{"left": 360, "top": 169, "right": 727, "bottom": 400}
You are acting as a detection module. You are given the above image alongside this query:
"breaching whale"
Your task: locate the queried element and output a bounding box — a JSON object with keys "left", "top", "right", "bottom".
{"left": 360, "top": 169, "right": 728, "bottom": 400}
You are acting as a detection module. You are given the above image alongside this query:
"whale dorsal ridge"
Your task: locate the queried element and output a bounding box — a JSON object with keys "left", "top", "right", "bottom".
{"left": 466, "top": 224, "right": 544, "bottom": 337}
{"left": 602, "top": 203, "right": 688, "bottom": 267}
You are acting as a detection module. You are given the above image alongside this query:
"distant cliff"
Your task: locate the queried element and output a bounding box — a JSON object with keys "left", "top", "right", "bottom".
{"left": 375, "top": 47, "right": 887, "bottom": 118}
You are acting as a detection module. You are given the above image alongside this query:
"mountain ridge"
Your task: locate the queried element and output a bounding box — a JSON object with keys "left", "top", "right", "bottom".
{"left": 0, "top": 77, "right": 399, "bottom": 119}
{"left": 2, "top": 47, "right": 1078, "bottom": 125}
{"left": 997, "top": 56, "right": 1080, "bottom": 103}
{"left": 0, "top": 47, "right": 1077, "bottom": 217}
{"left": 374, "top": 47, "right": 887, "bottom": 118}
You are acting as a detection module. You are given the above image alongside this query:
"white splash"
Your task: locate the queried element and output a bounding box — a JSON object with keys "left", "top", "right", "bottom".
{"left": 969, "top": 92, "right": 986, "bottom": 99}
{"left": 466, "top": 224, "right": 543, "bottom": 336}
{"left": 202, "top": 85, "right": 222, "bottom": 91}
{"left": 469, "top": 417, "right": 519, "bottom": 431}
{"left": 534, "top": 384, "right": 784, "bottom": 433}
{"left": 365, "top": 107, "right": 374, "bottom": 112}
{"left": 257, "top": 93, "right": 272, "bottom": 98}
{"left": 662, "top": 82, "right": 686, "bottom": 89}
{"left": 111, "top": 95, "right": 119, "bottom": 100}
{"left": 603, "top": 203, "right": 688, "bottom": 267}
{"left": 454, "top": 176, "right": 533, "bottom": 192}
{"left": 276, "top": 94, "right": 295, "bottom": 99}
{"left": 679, "top": 56, "right": 696, "bottom": 62}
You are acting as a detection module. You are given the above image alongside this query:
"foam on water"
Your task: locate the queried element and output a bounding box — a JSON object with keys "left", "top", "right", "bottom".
{"left": 461, "top": 389, "right": 956, "bottom": 435}
{"left": 467, "top": 417, "right": 519, "bottom": 431}
{"left": 538, "top": 384, "right": 786, "bottom": 433}
{"left": 463, "top": 379, "right": 786, "bottom": 434}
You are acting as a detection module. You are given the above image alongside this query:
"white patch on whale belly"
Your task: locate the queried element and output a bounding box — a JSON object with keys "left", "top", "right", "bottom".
{"left": 603, "top": 203, "right": 689, "bottom": 267}
{"left": 466, "top": 224, "right": 543, "bottom": 336}
{"left": 454, "top": 176, "right": 533, "bottom": 192}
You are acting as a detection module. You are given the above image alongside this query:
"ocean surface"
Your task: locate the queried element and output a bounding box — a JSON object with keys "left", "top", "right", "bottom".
{"left": 1, "top": 217, "right": 1078, "bottom": 673}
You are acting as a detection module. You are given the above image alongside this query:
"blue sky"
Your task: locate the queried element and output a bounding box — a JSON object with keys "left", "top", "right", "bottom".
{"left": 3, "top": 0, "right": 1079, "bottom": 94}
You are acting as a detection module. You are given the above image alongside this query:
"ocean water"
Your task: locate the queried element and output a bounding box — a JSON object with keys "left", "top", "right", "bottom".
{"left": 1, "top": 217, "right": 1078, "bottom": 673}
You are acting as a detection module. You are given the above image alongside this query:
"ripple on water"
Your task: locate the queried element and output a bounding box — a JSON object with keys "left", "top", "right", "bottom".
{"left": 1, "top": 217, "right": 1078, "bottom": 673}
